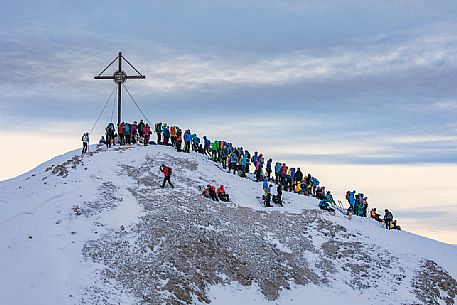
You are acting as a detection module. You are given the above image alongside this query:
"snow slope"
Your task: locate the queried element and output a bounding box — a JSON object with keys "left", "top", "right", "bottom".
{"left": 0, "top": 144, "right": 456, "bottom": 305}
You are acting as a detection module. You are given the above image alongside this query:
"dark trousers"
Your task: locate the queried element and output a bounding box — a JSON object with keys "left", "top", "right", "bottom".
{"left": 82, "top": 143, "right": 88, "bottom": 154}
{"left": 176, "top": 141, "right": 182, "bottom": 152}
{"left": 161, "top": 175, "right": 174, "bottom": 188}
{"left": 385, "top": 220, "right": 391, "bottom": 230}
{"left": 157, "top": 132, "right": 162, "bottom": 143}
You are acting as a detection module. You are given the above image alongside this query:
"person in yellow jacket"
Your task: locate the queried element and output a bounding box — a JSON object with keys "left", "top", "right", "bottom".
{"left": 294, "top": 183, "right": 302, "bottom": 194}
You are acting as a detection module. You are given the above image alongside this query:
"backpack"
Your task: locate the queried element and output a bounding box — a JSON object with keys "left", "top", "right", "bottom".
{"left": 168, "top": 167, "right": 172, "bottom": 175}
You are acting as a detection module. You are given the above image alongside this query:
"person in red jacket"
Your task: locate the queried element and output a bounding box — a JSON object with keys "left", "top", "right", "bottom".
{"left": 143, "top": 124, "right": 151, "bottom": 146}
{"left": 118, "top": 123, "right": 125, "bottom": 145}
{"left": 216, "top": 185, "right": 230, "bottom": 202}
{"left": 202, "top": 184, "right": 218, "bottom": 201}
{"left": 160, "top": 164, "right": 174, "bottom": 188}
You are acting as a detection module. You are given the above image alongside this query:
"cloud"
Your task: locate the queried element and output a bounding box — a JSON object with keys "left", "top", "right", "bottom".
{"left": 433, "top": 100, "right": 457, "bottom": 111}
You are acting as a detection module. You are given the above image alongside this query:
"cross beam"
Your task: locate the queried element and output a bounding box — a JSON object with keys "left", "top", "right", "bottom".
{"left": 94, "top": 52, "right": 145, "bottom": 127}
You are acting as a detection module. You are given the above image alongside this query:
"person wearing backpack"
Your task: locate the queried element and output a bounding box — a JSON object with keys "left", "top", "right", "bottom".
{"left": 155, "top": 122, "right": 162, "bottom": 144}
{"left": 384, "top": 209, "right": 393, "bottom": 230}
{"left": 160, "top": 164, "right": 174, "bottom": 188}
{"left": 81, "top": 132, "right": 89, "bottom": 154}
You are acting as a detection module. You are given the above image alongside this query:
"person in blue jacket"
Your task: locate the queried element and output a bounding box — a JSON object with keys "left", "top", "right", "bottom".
{"left": 312, "top": 177, "right": 320, "bottom": 196}
{"left": 275, "top": 163, "right": 281, "bottom": 184}
{"left": 319, "top": 199, "right": 335, "bottom": 212}
{"left": 240, "top": 154, "right": 247, "bottom": 177}
{"left": 162, "top": 124, "right": 170, "bottom": 145}
{"left": 263, "top": 178, "right": 269, "bottom": 191}
{"left": 183, "top": 130, "right": 192, "bottom": 153}
{"left": 229, "top": 152, "right": 238, "bottom": 175}
{"left": 203, "top": 136, "right": 211, "bottom": 156}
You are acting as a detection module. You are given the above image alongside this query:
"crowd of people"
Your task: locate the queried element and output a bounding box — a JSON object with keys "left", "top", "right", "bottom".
{"left": 83, "top": 120, "right": 402, "bottom": 231}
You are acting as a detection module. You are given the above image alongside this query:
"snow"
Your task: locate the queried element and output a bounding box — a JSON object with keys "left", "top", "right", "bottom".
{"left": 0, "top": 144, "right": 456, "bottom": 305}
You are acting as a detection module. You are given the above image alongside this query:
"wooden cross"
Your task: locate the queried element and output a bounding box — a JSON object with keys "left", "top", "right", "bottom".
{"left": 94, "top": 52, "right": 145, "bottom": 127}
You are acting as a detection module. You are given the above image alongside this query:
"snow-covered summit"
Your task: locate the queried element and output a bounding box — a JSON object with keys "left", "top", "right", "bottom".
{"left": 0, "top": 145, "right": 456, "bottom": 305}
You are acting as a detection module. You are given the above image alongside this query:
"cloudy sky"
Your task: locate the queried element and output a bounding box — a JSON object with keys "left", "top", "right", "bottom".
{"left": 1, "top": 1, "right": 456, "bottom": 243}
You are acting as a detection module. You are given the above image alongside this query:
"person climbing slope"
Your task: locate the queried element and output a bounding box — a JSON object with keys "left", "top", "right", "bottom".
{"left": 160, "top": 164, "right": 174, "bottom": 188}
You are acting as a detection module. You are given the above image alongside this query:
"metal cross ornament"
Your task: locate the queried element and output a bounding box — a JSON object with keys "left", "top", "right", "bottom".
{"left": 94, "top": 52, "right": 145, "bottom": 127}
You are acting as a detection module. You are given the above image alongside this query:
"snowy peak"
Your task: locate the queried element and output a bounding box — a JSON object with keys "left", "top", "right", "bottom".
{"left": 0, "top": 145, "right": 456, "bottom": 305}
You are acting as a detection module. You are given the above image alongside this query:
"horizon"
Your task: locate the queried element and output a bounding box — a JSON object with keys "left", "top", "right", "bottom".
{"left": 0, "top": 1, "right": 456, "bottom": 244}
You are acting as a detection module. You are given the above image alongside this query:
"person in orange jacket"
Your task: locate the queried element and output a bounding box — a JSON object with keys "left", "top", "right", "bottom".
{"left": 216, "top": 185, "right": 230, "bottom": 202}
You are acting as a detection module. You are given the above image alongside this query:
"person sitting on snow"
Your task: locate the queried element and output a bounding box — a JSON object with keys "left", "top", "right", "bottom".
{"left": 203, "top": 184, "right": 218, "bottom": 201}
{"left": 326, "top": 191, "right": 335, "bottom": 204}
{"left": 319, "top": 199, "right": 335, "bottom": 213}
{"left": 263, "top": 184, "right": 273, "bottom": 207}
{"left": 370, "top": 208, "right": 382, "bottom": 222}
{"left": 216, "top": 185, "right": 230, "bottom": 202}
{"left": 390, "top": 220, "right": 401, "bottom": 231}
{"left": 272, "top": 184, "right": 283, "bottom": 206}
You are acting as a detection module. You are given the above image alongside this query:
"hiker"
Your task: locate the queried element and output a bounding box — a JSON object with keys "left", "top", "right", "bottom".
{"left": 229, "top": 152, "right": 238, "bottom": 174}
{"left": 155, "top": 122, "right": 162, "bottom": 144}
{"left": 263, "top": 184, "right": 273, "bottom": 207}
{"left": 262, "top": 178, "right": 269, "bottom": 191}
{"left": 203, "top": 184, "right": 218, "bottom": 201}
{"left": 118, "top": 123, "right": 125, "bottom": 145}
{"left": 216, "top": 185, "right": 230, "bottom": 202}
{"left": 240, "top": 153, "right": 247, "bottom": 177}
{"left": 203, "top": 136, "right": 211, "bottom": 156}
{"left": 105, "top": 127, "right": 111, "bottom": 148}
{"left": 138, "top": 119, "right": 145, "bottom": 141}
{"left": 390, "top": 220, "right": 401, "bottom": 231}
{"left": 245, "top": 150, "right": 251, "bottom": 173}
{"left": 280, "top": 163, "right": 287, "bottom": 187}
{"left": 319, "top": 199, "right": 335, "bottom": 213}
{"left": 255, "top": 154, "right": 264, "bottom": 182}
{"left": 183, "top": 130, "right": 192, "bottom": 153}
{"left": 170, "top": 126, "right": 177, "bottom": 147}
{"left": 162, "top": 124, "right": 170, "bottom": 145}
{"left": 294, "top": 182, "right": 303, "bottom": 194}
{"left": 294, "top": 168, "right": 303, "bottom": 184}
{"left": 274, "top": 163, "right": 281, "bottom": 184}
{"left": 370, "top": 208, "right": 382, "bottom": 222}
{"left": 131, "top": 121, "right": 138, "bottom": 144}
{"left": 98, "top": 136, "right": 105, "bottom": 146}
{"left": 266, "top": 159, "right": 272, "bottom": 181}
{"left": 160, "top": 164, "right": 174, "bottom": 188}
{"left": 143, "top": 124, "right": 151, "bottom": 146}
{"left": 81, "top": 132, "right": 89, "bottom": 154}
{"left": 211, "top": 140, "right": 220, "bottom": 161}
{"left": 220, "top": 145, "right": 228, "bottom": 169}
{"left": 311, "top": 176, "right": 319, "bottom": 196}
{"left": 176, "top": 129, "right": 183, "bottom": 152}
{"left": 272, "top": 184, "right": 283, "bottom": 206}
{"left": 384, "top": 209, "right": 393, "bottom": 230}
{"left": 362, "top": 197, "right": 369, "bottom": 217}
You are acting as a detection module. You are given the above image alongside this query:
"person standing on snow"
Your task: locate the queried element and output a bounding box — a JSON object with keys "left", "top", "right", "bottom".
{"left": 155, "top": 122, "right": 162, "bottom": 144}
{"left": 160, "top": 164, "right": 174, "bottom": 188}
{"left": 183, "top": 130, "right": 192, "bottom": 153}
{"left": 81, "top": 132, "right": 89, "bottom": 154}
{"left": 176, "top": 128, "right": 183, "bottom": 152}
{"left": 143, "top": 124, "right": 151, "bottom": 146}
{"left": 384, "top": 209, "right": 393, "bottom": 230}
{"left": 229, "top": 151, "right": 238, "bottom": 174}
{"left": 266, "top": 158, "right": 273, "bottom": 181}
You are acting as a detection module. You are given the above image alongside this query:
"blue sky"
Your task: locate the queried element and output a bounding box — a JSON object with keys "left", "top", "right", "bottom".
{"left": 2, "top": 1, "right": 457, "bottom": 165}
{"left": 1, "top": 1, "right": 456, "bottom": 241}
